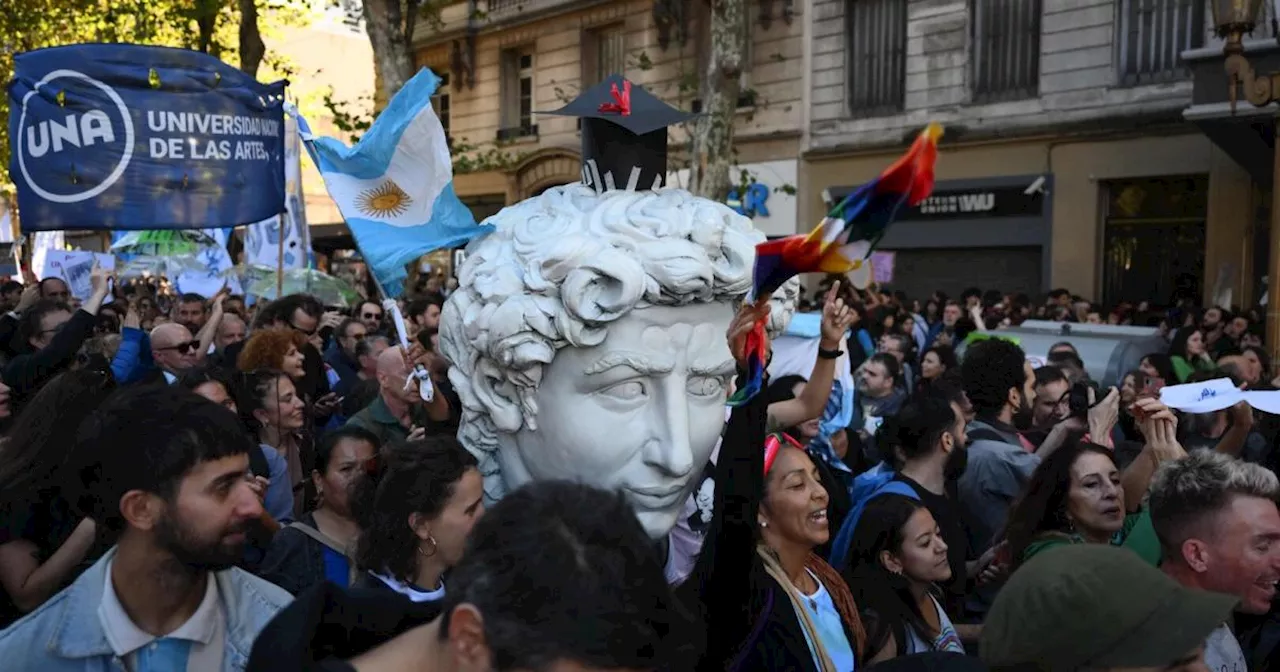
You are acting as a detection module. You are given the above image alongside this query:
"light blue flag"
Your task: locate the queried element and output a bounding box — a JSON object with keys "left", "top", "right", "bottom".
{"left": 292, "top": 68, "right": 490, "bottom": 296}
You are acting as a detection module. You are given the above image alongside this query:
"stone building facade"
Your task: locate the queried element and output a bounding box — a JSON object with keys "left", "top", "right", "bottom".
{"left": 412, "top": 0, "right": 808, "bottom": 241}
{"left": 801, "top": 0, "right": 1265, "bottom": 306}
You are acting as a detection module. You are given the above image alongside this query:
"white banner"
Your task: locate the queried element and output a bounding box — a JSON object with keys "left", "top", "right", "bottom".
{"left": 31, "top": 230, "right": 65, "bottom": 282}
{"left": 176, "top": 242, "right": 242, "bottom": 298}
{"left": 41, "top": 250, "right": 115, "bottom": 302}
{"left": 244, "top": 114, "right": 310, "bottom": 270}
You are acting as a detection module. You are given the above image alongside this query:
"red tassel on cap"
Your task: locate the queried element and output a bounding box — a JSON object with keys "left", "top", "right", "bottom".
{"left": 597, "top": 80, "right": 632, "bottom": 116}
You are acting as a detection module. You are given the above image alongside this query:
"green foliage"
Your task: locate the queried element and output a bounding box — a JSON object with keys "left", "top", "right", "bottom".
{"left": 323, "top": 90, "right": 375, "bottom": 144}
{"left": 629, "top": 51, "right": 654, "bottom": 72}
{"left": 449, "top": 137, "right": 529, "bottom": 175}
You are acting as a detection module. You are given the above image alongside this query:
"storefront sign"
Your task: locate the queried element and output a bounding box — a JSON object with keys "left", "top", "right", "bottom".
{"left": 898, "top": 186, "right": 1043, "bottom": 221}
{"left": 727, "top": 182, "right": 771, "bottom": 218}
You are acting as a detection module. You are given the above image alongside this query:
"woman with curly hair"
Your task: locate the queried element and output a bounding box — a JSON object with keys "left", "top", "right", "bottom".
{"left": 238, "top": 328, "right": 308, "bottom": 382}
{"left": 349, "top": 436, "right": 484, "bottom": 611}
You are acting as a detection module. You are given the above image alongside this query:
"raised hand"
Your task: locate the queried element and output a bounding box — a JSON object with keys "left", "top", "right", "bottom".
{"left": 820, "top": 281, "right": 856, "bottom": 347}
{"left": 89, "top": 265, "right": 112, "bottom": 297}
{"left": 727, "top": 300, "right": 770, "bottom": 369}
{"left": 123, "top": 300, "right": 141, "bottom": 330}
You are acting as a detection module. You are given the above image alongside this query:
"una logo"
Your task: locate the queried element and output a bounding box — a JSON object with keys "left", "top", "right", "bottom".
{"left": 17, "top": 69, "right": 135, "bottom": 204}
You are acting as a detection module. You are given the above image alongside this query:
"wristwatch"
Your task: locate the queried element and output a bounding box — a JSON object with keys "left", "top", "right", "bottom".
{"left": 818, "top": 347, "right": 842, "bottom": 360}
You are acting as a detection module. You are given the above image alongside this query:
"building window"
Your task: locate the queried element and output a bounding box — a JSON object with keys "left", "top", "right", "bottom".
{"left": 584, "top": 25, "right": 626, "bottom": 86}
{"left": 970, "top": 0, "right": 1041, "bottom": 102}
{"left": 846, "top": 0, "right": 907, "bottom": 116}
{"left": 1102, "top": 176, "right": 1208, "bottom": 306}
{"left": 432, "top": 72, "right": 451, "bottom": 141}
{"left": 1117, "top": 0, "right": 1204, "bottom": 85}
{"left": 499, "top": 49, "right": 537, "bottom": 140}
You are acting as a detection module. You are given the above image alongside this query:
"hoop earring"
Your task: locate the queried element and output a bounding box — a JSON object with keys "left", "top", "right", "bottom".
{"left": 418, "top": 535, "right": 438, "bottom": 558}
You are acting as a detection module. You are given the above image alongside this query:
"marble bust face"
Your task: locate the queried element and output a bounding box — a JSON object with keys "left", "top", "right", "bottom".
{"left": 439, "top": 184, "right": 796, "bottom": 539}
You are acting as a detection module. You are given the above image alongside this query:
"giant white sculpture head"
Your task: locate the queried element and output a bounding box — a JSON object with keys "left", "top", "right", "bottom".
{"left": 440, "top": 183, "right": 797, "bottom": 538}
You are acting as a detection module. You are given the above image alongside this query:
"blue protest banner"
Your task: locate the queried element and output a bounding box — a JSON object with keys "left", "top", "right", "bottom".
{"left": 8, "top": 44, "right": 287, "bottom": 232}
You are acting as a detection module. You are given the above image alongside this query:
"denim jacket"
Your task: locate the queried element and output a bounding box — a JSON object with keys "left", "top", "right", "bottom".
{"left": 0, "top": 547, "right": 292, "bottom": 672}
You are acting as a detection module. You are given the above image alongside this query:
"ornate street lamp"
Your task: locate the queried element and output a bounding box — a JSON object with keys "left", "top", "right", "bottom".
{"left": 1216, "top": 0, "right": 1271, "bottom": 111}
{"left": 1214, "top": 0, "right": 1280, "bottom": 357}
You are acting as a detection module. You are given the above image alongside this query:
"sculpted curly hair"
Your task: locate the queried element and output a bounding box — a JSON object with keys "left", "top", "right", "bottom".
{"left": 439, "top": 184, "right": 798, "bottom": 502}
{"left": 237, "top": 327, "right": 307, "bottom": 373}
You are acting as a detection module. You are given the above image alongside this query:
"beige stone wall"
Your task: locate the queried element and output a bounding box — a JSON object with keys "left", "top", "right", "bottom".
{"left": 808, "top": 0, "right": 1196, "bottom": 152}
{"left": 267, "top": 17, "right": 375, "bottom": 226}
{"left": 798, "top": 132, "right": 1254, "bottom": 303}
{"left": 415, "top": 0, "right": 805, "bottom": 202}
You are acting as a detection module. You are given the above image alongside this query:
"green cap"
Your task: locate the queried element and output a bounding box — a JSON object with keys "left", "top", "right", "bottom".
{"left": 980, "top": 544, "right": 1236, "bottom": 670}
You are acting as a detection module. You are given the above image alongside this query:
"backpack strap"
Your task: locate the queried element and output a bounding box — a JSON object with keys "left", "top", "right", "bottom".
{"left": 288, "top": 521, "right": 359, "bottom": 585}
{"left": 828, "top": 480, "right": 920, "bottom": 571}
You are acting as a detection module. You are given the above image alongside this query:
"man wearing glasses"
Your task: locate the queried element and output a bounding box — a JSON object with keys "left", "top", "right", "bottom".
{"left": 355, "top": 300, "right": 384, "bottom": 333}
{"left": 4, "top": 267, "right": 113, "bottom": 413}
{"left": 150, "top": 324, "right": 202, "bottom": 384}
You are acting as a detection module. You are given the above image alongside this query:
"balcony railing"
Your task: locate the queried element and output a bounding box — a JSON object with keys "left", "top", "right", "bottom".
{"left": 971, "top": 0, "right": 1041, "bottom": 102}
{"left": 1117, "top": 0, "right": 1205, "bottom": 85}
{"left": 846, "top": 0, "right": 907, "bottom": 117}
{"left": 485, "top": 0, "right": 578, "bottom": 18}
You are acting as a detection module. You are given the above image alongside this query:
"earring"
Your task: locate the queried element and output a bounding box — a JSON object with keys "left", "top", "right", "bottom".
{"left": 417, "top": 535, "right": 438, "bottom": 557}
{"left": 758, "top": 520, "right": 768, "bottom": 528}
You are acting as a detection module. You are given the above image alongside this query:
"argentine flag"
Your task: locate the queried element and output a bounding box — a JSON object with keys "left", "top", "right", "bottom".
{"left": 293, "top": 68, "right": 491, "bottom": 295}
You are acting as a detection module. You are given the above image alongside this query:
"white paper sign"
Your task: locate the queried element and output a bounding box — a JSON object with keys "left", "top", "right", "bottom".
{"left": 1160, "top": 377, "right": 1280, "bottom": 416}
{"left": 31, "top": 230, "right": 65, "bottom": 283}
{"left": 41, "top": 250, "right": 115, "bottom": 302}
{"left": 175, "top": 243, "right": 242, "bottom": 299}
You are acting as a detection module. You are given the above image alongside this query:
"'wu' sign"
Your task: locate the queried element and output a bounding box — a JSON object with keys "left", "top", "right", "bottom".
{"left": 8, "top": 43, "right": 287, "bottom": 232}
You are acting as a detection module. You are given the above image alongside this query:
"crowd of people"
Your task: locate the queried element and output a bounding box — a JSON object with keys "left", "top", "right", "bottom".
{"left": 0, "top": 265, "right": 1276, "bottom": 671}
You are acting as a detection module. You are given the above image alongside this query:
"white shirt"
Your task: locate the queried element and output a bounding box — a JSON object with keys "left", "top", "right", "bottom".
{"left": 369, "top": 571, "right": 445, "bottom": 603}
{"left": 98, "top": 560, "right": 225, "bottom": 672}
{"left": 1204, "top": 623, "right": 1247, "bottom": 672}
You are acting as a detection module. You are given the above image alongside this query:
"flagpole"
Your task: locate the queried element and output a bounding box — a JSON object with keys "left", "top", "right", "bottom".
{"left": 275, "top": 213, "right": 285, "bottom": 299}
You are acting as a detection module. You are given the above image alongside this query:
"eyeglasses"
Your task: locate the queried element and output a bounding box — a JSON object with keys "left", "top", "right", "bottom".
{"left": 289, "top": 322, "right": 318, "bottom": 337}
{"left": 159, "top": 340, "right": 200, "bottom": 354}
{"left": 362, "top": 312, "right": 383, "bottom": 320}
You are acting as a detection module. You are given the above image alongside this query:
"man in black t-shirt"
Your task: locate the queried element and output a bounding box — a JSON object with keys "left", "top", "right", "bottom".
{"left": 882, "top": 392, "right": 1000, "bottom": 635}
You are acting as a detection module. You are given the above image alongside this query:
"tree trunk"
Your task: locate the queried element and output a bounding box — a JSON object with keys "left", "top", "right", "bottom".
{"left": 193, "top": 0, "right": 220, "bottom": 54}
{"left": 688, "top": 0, "right": 746, "bottom": 201}
{"left": 238, "top": 0, "right": 266, "bottom": 77}
{"left": 363, "top": 0, "right": 417, "bottom": 109}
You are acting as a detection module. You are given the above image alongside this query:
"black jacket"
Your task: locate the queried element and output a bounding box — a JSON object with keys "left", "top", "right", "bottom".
{"left": 682, "top": 386, "right": 863, "bottom": 672}
{"left": 3, "top": 309, "right": 97, "bottom": 412}
{"left": 258, "top": 512, "right": 354, "bottom": 596}
{"left": 245, "top": 580, "right": 440, "bottom": 672}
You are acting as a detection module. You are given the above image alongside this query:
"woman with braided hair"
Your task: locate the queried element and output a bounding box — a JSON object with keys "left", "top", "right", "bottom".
{"left": 683, "top": 302, "right": 867, "bottom": 672}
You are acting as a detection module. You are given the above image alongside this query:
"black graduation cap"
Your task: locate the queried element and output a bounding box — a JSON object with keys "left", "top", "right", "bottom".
{"left": 539, "top": 74, "right": 695, "bottom": 193}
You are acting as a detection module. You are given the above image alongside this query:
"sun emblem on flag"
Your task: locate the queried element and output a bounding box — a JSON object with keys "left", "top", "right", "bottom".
{"left": 357, "top": 181, "right": 413, "bottom": 219}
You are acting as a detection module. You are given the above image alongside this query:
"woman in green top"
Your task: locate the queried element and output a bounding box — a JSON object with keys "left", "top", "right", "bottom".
{"left": 1003, "top": 441, "right": 1161, "bottom": 569}
{"left": 1169, "top": 327, "right": 1214, "bottom": 383}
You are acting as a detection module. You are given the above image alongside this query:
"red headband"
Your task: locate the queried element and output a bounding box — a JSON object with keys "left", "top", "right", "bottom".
{"left": 763, "top": 432, "right": 805, "bottom": 475}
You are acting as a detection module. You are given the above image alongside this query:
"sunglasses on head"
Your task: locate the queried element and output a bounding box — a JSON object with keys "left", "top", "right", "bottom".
{"left": 160, "top": 340, "right": 200, "bottom": 354}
